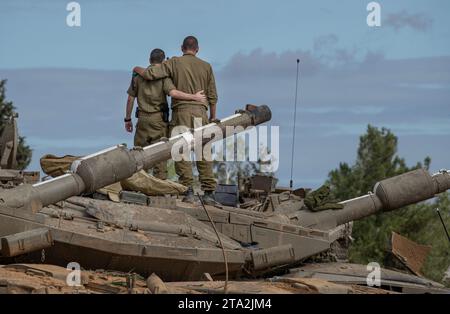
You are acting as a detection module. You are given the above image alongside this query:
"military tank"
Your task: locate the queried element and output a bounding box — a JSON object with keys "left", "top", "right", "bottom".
{"left": 0, "top": 104, "right": 449, "bottom": 287}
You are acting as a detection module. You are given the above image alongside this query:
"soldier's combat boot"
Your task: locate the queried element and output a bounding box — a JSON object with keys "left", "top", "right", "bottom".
{"left": 202, "top": 190, "right": 216, "bottom": 206}
{"left": 182, "top": 187, "right": 195, "bottom": 203}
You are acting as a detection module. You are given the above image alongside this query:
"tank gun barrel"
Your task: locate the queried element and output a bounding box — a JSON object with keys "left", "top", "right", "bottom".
{"left": 299, "top": 168, "right": 450, "bottom": 230}
{"left": 0, "top": 105, "right": 272, "bottom": 212}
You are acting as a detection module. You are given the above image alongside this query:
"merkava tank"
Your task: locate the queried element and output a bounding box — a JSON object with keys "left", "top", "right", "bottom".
{"left": 0, "top": 104, "right": 449, "bottom": 287}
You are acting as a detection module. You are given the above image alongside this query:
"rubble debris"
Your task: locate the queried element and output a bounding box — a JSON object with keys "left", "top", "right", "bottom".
{"left": 0, "top": 264, "right": 398, "bottom": 294}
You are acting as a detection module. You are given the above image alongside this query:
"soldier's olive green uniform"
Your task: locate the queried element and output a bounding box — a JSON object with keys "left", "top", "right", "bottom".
{"left": 127, "top": 70, "right": 175, "bottom": 180}
{"left": 141, "top": 54, "right": 218, "bottom": 191}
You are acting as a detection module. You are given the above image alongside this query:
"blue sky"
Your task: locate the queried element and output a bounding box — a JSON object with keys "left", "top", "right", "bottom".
{"left": 1, "top": 0, "right": 450, "bottom": 69}
{"left": 0, "top": 0, "right": 449, "bottom": 188}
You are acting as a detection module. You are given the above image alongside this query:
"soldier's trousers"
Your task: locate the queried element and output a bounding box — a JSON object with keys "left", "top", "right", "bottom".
{"left": 170, "top": 105, "right": 217, "bottom": 191}
{"left": 134, "top": 111, "right": 168, "bottom": 180}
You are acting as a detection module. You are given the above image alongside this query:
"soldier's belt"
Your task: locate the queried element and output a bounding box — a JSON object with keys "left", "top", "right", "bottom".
{"left": 173, "top": 104, "right": 207, "bottom": 112}
{"left": 137, "top": 111, "right": 163, "bottom": 118}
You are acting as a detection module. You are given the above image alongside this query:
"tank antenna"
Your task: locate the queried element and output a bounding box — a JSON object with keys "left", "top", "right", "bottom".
{"left": 436, "top": 208, "right": 450, "bottom": 243}
{"left": 289, "top": 59, "right": 300, "bottom": 189}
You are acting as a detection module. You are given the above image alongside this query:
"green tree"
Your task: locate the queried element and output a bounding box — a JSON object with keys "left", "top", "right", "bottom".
{"left": 328, "top": 126, "right": 428, "bottom": 199}
{"left": 0, "top": 79, "right": 32, "bottom": 169}
{"left": 327, "top": 125, "right": 449, "bottom": 283}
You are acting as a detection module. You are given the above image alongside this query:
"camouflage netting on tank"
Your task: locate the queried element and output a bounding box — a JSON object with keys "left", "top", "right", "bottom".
{"left": 304, "top": 184, "right": 344, "bottom": 212}
{"left": 39, "top": 154, "right": 188, "bottom": 198}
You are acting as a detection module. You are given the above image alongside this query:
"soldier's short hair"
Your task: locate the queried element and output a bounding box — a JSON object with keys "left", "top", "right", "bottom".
{"left": 150, "top": 48, "right": 165, "bottom": 64}
{"left": 182, "top": 36, "right": 199, "bottom": 51}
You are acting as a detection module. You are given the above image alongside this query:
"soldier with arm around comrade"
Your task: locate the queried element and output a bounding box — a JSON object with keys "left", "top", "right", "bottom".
{"left": 133, "top": 36, "right": 218, "bottom": 204}
{"left": 125, "top": 48, "right": 206, "bottom": 180}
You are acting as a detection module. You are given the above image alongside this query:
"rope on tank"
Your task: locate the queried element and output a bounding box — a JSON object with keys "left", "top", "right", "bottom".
{"left": 197, "top": 192, "right": 229, "bottom": 294}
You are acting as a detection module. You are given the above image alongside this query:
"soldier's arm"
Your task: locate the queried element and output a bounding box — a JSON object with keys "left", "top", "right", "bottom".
{"left": 125, "top": 78, "right": 137, "bottom": 133}
{"left": 163, "top": 77, "right": 206, "bottom": 102}
{"left": 169, "top": 90, "right": 206, "bottom": 102}
{"left": 207, "top": 65, "right": 218, "bottom": 120}
{"left": 125, "top": 95, "right": 135, "bottom": 133}
{"left": 133, "top": 59, "right": 173, "bottom": 80}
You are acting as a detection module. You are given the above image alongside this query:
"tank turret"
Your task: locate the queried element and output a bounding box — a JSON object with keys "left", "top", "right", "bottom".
{"left": 167, "top": 168, "right": 450, "bottom": 269}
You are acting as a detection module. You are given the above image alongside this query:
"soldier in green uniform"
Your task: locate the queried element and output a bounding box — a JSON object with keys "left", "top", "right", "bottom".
{"left": 125, "top": 48, "right": 206, "bottom": 180}
{"left": 132, "top": 37, "right": 218, "bottom": 204}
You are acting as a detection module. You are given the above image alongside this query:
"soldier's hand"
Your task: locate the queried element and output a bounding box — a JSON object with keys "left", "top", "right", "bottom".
{"left": 193, "top": 90, "right": 207, "bottom": 103}
{"left": 125, "top": 121, "right": 133, "bottom": 133}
